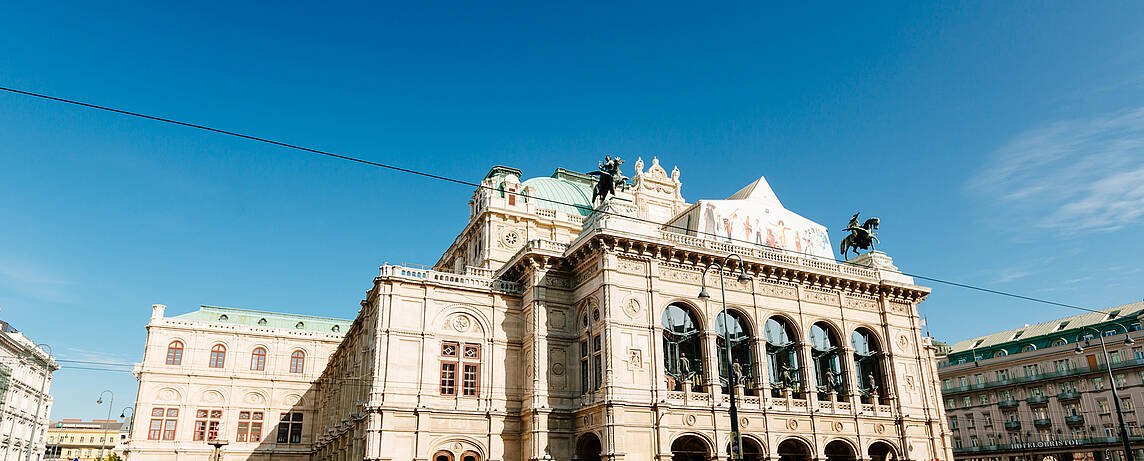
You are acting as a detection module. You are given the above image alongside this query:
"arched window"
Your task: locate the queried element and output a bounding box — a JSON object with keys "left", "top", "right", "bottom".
{"left": 765, "top": 316, "right": 801, "bottom": 397}
{"left": 716, "top": 310, "right": 755, "bottom": 394}
{"left": 209, "top": 344, "right": 226, "bottom": 368}
{"left": 433, "top": 451, "right": 454, "bottom": 461}
{"left": 290, "top": 350, "right": 305, "bottom": 373}
{"left": 461, "top": 451, "right": 480, "bottom": 461}
{"left": 663, "top": 303, "right": 704, "bottom": 392}
{"left": 166, "top": 341, "right": 184, "bottom": 365}
{"left": 995, "top": 350, "right": 1008, "bottom": 358}
{"left": 852, "top": 328, "right": 884, "bottom": 403}
{"left": 1052, "top": 339, "right": 1067, "bottom": 347}
{"left": 250, "top": 347, "right": 267, "bottom": 371}
{"left": 1021, "top": 344, "right": 1037, "bottom": 352}
{"left": 809, "top": 322, "right": 846, "bottom": 398}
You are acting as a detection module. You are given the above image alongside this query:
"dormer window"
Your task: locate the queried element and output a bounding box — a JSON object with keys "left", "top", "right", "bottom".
{"left": 258, "top": 318, "right": 267, "bottom": 326}
{"left": 218, "top": 315, "right": 228, "bottom": 322}
{"left": 331, "top": 325, "right": 340, "bottom": 332}
{"left": 295, "top": 322, "right": 305, "bottom": 329}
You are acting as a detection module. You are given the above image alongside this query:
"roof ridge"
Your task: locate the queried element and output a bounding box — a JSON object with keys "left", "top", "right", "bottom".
{"left": 194, "top": 305, "right": 352, "bottom": 323}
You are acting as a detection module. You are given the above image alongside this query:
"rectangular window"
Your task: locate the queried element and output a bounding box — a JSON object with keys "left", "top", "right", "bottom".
{"left": 193, "top": 409, "right": 222, "bottom": 441}
{"left": 975, "top": 373, "right": 984, "bottom": 385}
{"left": 967, "top": 415, "right": 976, "bottom": 428}
{"left": 980, "top": 394, "right": 990, "bottom": 405}
{"left": 580, "top": 340, "right": 589, "bottom": 395}
{"left": 236, "top": 411, "right": 263, "bottom": 442}
{"left": 462, "top": 364, "right": 479, "bottom": 396}
{"left": 943, "top": 379, "right": 950, "bottom": 389}
{"left": 1117, "top": 374, "right": 1128, "bottom": 387}
{"left": 962, "top": 396, "right": 971, "bottom": 407}
{"left": 950, "top": 416, "right": 959, "bottom": 429}
{"left": 440, "top": 362, "right": 457, "bottom": 395}
{"left": 1111, "top": 350, "right": 1122, "bottom": 363}
{"left": 1123, "top": 397, "right": 1135, "bottom": 412}
{"left": 1098, "top": 399, "right": 1111, "bottom": 414}
{"left": 148, "top": 407, "right": 177, "bottom": 441}
{"left": 959, "top": 376, "right": 968, "bottom": 387}
{"left": 592, "top": 335, "right": 602, "bottom": 390}
{"left": 277, "top": 412, "right": 304, "bottom": 444}
{"left": 996, "top": 369, "right": 1010, "bottom": 381}
{"left": 1094, "top": 377, "right": 1105, "bottom": 390}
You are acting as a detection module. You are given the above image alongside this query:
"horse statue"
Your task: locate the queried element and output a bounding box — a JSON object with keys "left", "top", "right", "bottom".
{"left": 587, "top": 155, "right": 629, "bottom": 206}
{"left": 840, "top": 212, "right": 880, "bottom": 259}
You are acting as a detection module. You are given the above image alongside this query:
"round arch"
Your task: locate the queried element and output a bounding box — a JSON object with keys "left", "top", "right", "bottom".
{"left": 851, "top": 327, "right": 886, "bottom": 403}
{"left": 429, "top": 304, "right": 493, "bottom": 338}
{"left": 669, "top": 433, "right": 712, "bottom": 461}
{"left": 765, "top": 315, "right": 803, "bottom": 397}
{"left": 716, "top": 307, "right": 757, "bottom": 393}
{"left": 659, "top": 298, "right": 710, "bottom": 330}
{"left": 575, "top": 432, "right": 603, "bottom": 461}
{"left": 824, "top": 439, "right": 858, "bottom": 461}
{"left": 663, "top": 303, "right": 708, "bottom": 392}
{"left": 809, "top": 321, "right": 847, "bottom": 398}
{"left": 428, "top": 436, "right": 488, "bottom": 461}
{"left": 777, "top": 437, "right": 814, "bottom": 461}
{"left": 867, "top": 440, "right": 898, "bottom": 461}
{"left": 726, "top": 435, "right": 766, "bottom": 461}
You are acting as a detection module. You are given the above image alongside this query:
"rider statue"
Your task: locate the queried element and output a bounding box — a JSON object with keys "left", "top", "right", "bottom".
{"left": 840, "top": 211, "right": 881, "bottom": 259}
{"left": 587, "top": 155, "right": 630, "bottom": 206}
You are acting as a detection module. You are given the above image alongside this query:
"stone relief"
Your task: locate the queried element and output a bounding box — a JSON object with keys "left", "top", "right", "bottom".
{"left": 800, "top": 289, "right": 840, "bottom": 306}
{"left": 659, "top": 267, "right": 701, "bottom": 283}
{"left": 758, "top": 283, "right": 798, "bottom": 300}
{"left": 626, "top": 348, "right": 643, "bottom": 370}
{"left": 452, "top": 315, "right": 472, "bottom": 333}
{"left": 622, "top": 298, "right": 641, "bottom": 318}
{"left": 616, "top": 258, "right": 645, "bottom": 274}
{"left": 845, "top": 295, "right": 879, "bottom": 311}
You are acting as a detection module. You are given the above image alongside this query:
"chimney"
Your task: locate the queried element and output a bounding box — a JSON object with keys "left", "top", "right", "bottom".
{"left": 151, "top": 304, "right": 167, "bottom": 319}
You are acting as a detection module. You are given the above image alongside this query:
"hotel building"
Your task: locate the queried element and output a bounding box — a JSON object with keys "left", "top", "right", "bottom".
{"left": 939, "top": 302, "right": 1144, "bottom": 461}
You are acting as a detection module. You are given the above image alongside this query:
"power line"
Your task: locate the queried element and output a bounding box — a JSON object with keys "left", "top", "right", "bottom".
{"left": 0, "top": 85, "right": 1115, "bottom": 321}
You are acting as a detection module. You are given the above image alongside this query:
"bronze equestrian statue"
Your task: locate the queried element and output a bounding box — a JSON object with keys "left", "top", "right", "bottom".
{"left": 840, "top": 212, "right": 880, "bottom": 259}
{"left": 587, "top": 155, "right": 629, "bottom": 206}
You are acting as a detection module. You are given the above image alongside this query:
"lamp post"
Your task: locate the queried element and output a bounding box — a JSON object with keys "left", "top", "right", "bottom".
{"left": 1074, "top": 325, "right": 1135, "bottom": 461}
{"left": 699, "top": 253, "right": 752, "bottom": 461}
{"left": 24, "top": 343, "right": 51, "bottom": 461}
{"left": 119, "top": 406, "right": 133, "bottom": 460}
{"left": 96, "top": 390, "right": 114, "bottom": 461}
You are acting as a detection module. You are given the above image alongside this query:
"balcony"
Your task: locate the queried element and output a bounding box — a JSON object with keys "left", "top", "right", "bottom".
{"left": 1004, "top": 421, "right": 1021, "bottom": 430}
{"left": 1034, "top": 418, "right": 1053, "bottom": 427}
{"left": 1026, "top": 395, "right": 1049, "bottom": 405}
{"left": 1066, "top": 415, "right": 1085, "bottom": 426}
{"left": 1058, "top": 390, "right": 1082, "bottom": 400}
{"left": 998, "top": 399, "right": 1020, "bottom": 409}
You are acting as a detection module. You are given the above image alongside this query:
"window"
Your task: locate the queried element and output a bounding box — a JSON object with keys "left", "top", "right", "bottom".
{"left": 440, "top": 341, "right": 480, "bottom": 397}
{"left": 580, "top": 339, "right": 589, "bottom": 394}
{"left": 946, "top": 399, "right": 955, "bottom": 409}
{"left": 996, "top": 369, "right": 1010, "bottom": 381}
{"left": 236, "top": 411, "right": 264, "bottom": 442}
{"left": 1135, "top": 347, "right": 1144, "bottom": 360}
{"left": 1022, "top": 364, "right": 1040, "bottom": 377}
{"left": 719, "top": 311, "right": 756, "bottom": 393}
{"left": 591, "top": 335, "right": 602, "bottom": 391}
{"left": 975, "top": 373, "right": 984, "bottom": 385}
{"left": 995, "top": 350, "right": 1008, "bottom": 358}
{"left": 943, "top": 379, "right": 950, "bottom": 389}
{"left": 953, "top": 438, "right": 962, "bottom": 449}
{"left": 276, "top": 412, "right": 304, "bottom": 444}
{"left": 980, "top": 394, "right": 990, "bottom": 405}
{"left": 193, "top": 409, "right": 223, "bottom": 441}
{"left": 959, "top": 376, "right": 968, "bottom": 387}
{"left": 1117, "top": 374, "right": 1128, "bottom": 387}
{"left": 1110, "top": 350, "right": 1122, "bottom": 363}
{"left": 1129, "top": 421, "right": 1140, "bottom": 436}
{"left": 1021, "top": 344, "right": 1036, "bottom": 353}
{"left": 1098, "top": 399, "right": 1111, "bottom": 414}
{"left": 950, "top": 416, "right": 959, "bottom": 429}
{"left": 166, "top": 341, "right": 184, "bottom": 365}
{"left": 852, "top": 328, "right": 884, "bottom": 403}
{"left": 984, "top": 414, "right": 994, "bottom": 427}
{"left": 966, "top": 414, "right": 976, "bottom": 428}
{"left": 1094, "top": 377, "right": 1105, "bottom": 390}
{"left": 663, "top": 304, "right": 705, "bottom": 392}
{"left": 962, "top": 396, "right": 971, "bottom": 407}
{"left": 289, "top": 350, "right": 305, "bottom": 373}
{"left": 1122, "top": 397, "right": 1135, "bottom": 412}
{"left": 1052, "top": 338, "right": 1067, "bottom": 346}
{"left": 251, "top": 347, "right": 266, "bottom": 371}
{"left": 1064, "top": 403, "right": 1080, "bottom": 416}
{"left": 1053, "top": 359, "right": 1072, "bottom": 372}
{"left": 209, "top": 344, "right": 226, "bottom": 368}
{"left": 1106, "top": 330, "right": 1117, "bottom": 337}
{"left": 1033, "top": 407, "right": 1048, "bottom": 420}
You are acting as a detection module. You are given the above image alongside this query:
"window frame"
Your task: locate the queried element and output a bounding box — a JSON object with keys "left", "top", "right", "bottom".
{"left": 289, "top": 350, "right": 305, "bottom": 374}
{"left": 209, "top": 344, "right": 226, "bottom": 369}
{"left": 251, "top": 347, "right": 267, "bottom": 371}
{"left": 166, "top": 341, "right": 184, "bottom": 365}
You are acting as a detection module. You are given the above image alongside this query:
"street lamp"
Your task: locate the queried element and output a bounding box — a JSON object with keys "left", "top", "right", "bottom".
{"left": 700, "top": 253, "right": 752, "bottom": 461}
{"left": 24, "top": 343, "right": 51, "bottom": 461}
{"left": 96, "top": 390, "right": 114, "bottom": 461}
{"left": 1075, "top": 325, "right": 1135, "bottom": 461}
{"left": 119, "top": 405, "right": 134, "bottom": 457}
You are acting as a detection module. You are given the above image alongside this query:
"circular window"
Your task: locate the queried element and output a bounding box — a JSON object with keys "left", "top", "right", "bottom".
{"left": 331, "top": 325, "right": 340, "bottom": 332}
{"left": 295, "top": 322, "right": 305, "bottom": 329}
{"left": 218, "top": 315, "right": 228, "bottom": 322}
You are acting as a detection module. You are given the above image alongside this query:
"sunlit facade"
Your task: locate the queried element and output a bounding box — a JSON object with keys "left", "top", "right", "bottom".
{"left": 311, "top": 159, "right": 953, "bottom": 461}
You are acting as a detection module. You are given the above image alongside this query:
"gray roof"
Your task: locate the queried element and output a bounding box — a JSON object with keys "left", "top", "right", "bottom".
{"left": 948, "top": 301, "right": 1144, "bottom": 354}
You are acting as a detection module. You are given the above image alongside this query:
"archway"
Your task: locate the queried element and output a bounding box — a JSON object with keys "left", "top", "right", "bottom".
{"left": 825, "top": 440, "right": 857, "bottom": 461}
{"left": 671, "top": 435, "right": 709, "bottom": 461}
{"left": 575, "top": 433, "right": 603, "bottom": 461}
{"left": 664, "top": 304, "right": 705, "bottom": 391}
{"left": 726, "top": 436, "right": 765, "bottom": 461}
{"left": 868, "top": 442, "right": 897, "bottom": 461}
{"left": 777, "top": 438, "right": 813, "bottom": 461}
{"left": 716, "top": 309, "right": 756, "bottom": 394}
{"left": 809, "top": 322, "right": 846, "bottom": 399}
{"left": 852, "top": 328, "right": 885, "bottom": 404}
{"left": 766, "top": 316, "right": 802, "bottom": 397}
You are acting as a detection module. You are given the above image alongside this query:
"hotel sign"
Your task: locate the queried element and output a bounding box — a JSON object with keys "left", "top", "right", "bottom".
{"left": 1009, "top": 440, "right": 1085, "bottom": 450}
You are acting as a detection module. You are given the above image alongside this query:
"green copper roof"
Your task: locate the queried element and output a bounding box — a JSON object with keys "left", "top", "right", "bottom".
{"left": 522, "top": 169, "right": 595, "bottom": 217}
{"left": 172, "top": 305, "right": 352, "bottom": 334}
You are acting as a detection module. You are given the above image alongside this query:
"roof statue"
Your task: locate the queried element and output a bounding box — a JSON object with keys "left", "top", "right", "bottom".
{"left": 840, "top": 212, "right": 880, "bottom": 259}
{"left": 586, "top": 155, "right": 629, "bottom": 206}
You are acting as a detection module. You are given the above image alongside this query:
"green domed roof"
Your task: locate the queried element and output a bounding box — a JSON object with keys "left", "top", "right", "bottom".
{"left": 523, "top": 173, "right": 594, "bottom": 217}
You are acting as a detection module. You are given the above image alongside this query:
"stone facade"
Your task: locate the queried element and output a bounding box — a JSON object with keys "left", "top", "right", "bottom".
{"left": 0, "top": 320, "right": 57, "bottom": 461}
{"left": 938, "top": 302, "right": 1144, "bottom": 461}
{"left": 123, "top": 304, "right": 350, "bottom": 461}
{"left": 311, "top": 160, "right": 953, "bottom": 461}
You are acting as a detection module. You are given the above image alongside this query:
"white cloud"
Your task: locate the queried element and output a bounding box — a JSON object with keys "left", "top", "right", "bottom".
{"left": 0, "top": 261, "right": 77, "bottom": 304}
{"left": 971, "top": 106, "right": 1144, "bottom": 235}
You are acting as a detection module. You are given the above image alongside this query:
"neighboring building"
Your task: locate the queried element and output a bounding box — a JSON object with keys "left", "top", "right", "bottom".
{"left": 123, "top": 305, "right": 350, "bottom": 461}
{"left": 0, "top": 320, "right": 58, "bottom": 461}
{"left": 938, "top": 302, "right": 1144, "bottom": 461}
{"left": 45, "top": 419, "right": 123, "bottom": 460}
{"left": 311, "top": 160, "right": 951, "bottom": 460}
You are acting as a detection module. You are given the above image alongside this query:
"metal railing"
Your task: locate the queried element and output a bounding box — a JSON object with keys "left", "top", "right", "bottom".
{"left": 943, "top": 358, "right": 1144, "bottom": 395}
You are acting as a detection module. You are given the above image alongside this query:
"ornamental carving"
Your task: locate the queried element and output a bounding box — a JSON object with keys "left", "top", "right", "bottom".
{"left": 545, "top": 276, "right": 571, "bottom": 288}
{"left": 876, "top": 423, "right": 886, "bottom": 434}
{"left": 500, "top": 229, "right": 522, "bottom": 248}
{"left": 552, "top": 363, "right": 565, "bottom": 376}
{"left": 616, "top": 258, "right": 645, "bottom": 274}
{"left": 627, "top": 348, "right": 643, "bottom": 370}
{"left": 758, "top": 283, "right": 798, "bottom": 300}
{"left": 786, "top": 419, "right": 799, "bottom": 430}
{"left": 622, "top": 298, "right": 641, "bottom": 317}
{"left": 801, "top": 289, "right": 840, "bottom": 306}
{"left": 888, "top": 300, "right": 911, "bottom": 314}
{"left": 548, "top": 309, "right": 567, "bottom": 330}
{"left": 659, "top": 267, "right": 701, "bottom": 283}
{"left": 845, "top": 295, "right": 879, "bottom": 311}
{"left": 685, "top": 414, "right": 697, "bottom": 426}
{"left": 452, "top": 315, "right": 472, "bottom": 332}
{"left": 832, "top": 421, "right": 844, "bottom": 432}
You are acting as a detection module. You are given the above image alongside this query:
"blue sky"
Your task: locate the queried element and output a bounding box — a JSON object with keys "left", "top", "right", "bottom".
{"left": 2, "top": 1, "right": 1143, "bottom": 420}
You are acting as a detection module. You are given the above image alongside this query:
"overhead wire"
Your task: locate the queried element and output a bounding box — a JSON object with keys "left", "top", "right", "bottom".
{"left": 0, "top": 85, "right": 1115, "bottom": 324}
